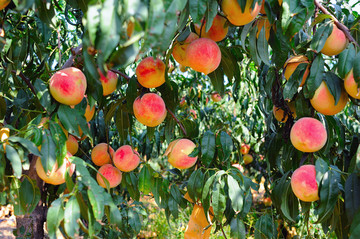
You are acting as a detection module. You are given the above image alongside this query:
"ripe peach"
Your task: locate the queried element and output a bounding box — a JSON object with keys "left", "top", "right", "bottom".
{"left": 273, "top": 102, "right": 296, "bottom": 123}
{"left": 194, "top": 15, "right": 229, "bottom": 42}
{"left": 172, "top": 32, "right": 199, "bottom": 67}
{"left": 165, "top": 139, "right": 198, "bottom": 169}
{"left": 310, "top": 81, "right": 348, "bottom": 115}
{"left": 0, "top": 0, "right": 10, "bottom": 10}
{"left": 133, "top": 93, "right": 167, "bottom": 127}
{"left": 91, "top": 143, "right": 114, "bottom": 166}
{"left": 135, "top": 57, "right": 165, "bottom": 88}
{"left": 290, "top": 117, "right": 327, "bottom": 153}
{"left": 240, "top": 143, "right": 250, "bottom": 155}
{"left": 66, "top": 135, "right": 79, "bottom": 155}
{"left": 291, "top": 165, "right": 319, "bottom": 202}
{"left": 113, "top": 145, "right": 140, "bottom": 172}
{"left": 49, "top": 67, "right": 87, "bottom": 106}
{"left": 283, "top": 55, "right": 310, "bottom": 87}
{"left": 263, "top": 197, "right": 272, "bottom": 206}
{"left": 211, "top": 92, "right": 222, "bottom": 102}
{"left": 344, "top": 69, "right": 360, "bottom": 99}
{"left": 185, "top": 38, "right": 221, "bottom": 75}
{"left": 35, "top": 152, "right": 75, "bottom": 185}
{"left": 96, "top": 164, "right": 122, "bottom": 188}
{"left": 256, "top": 17, "right": 271, "bottom": 41}
{"left": 321, "top": 24, "right": 348, "bottom": 56}
{"left": 98, "top": 69, "right": 118, "bottom": 96}
{"left": 243, "top": 154, "right": 253, "bottom": 165}
{"left": 221, "top": 0, "right": 261, "bottom": 26}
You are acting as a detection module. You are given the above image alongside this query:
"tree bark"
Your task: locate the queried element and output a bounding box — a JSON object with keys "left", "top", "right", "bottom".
{"left": 15, "top": 156, "right": 46, "bottom": 238}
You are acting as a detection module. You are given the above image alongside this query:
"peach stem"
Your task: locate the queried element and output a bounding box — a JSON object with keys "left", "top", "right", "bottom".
{"left": 314, "top": 0, "right": 359, "bottom": 47}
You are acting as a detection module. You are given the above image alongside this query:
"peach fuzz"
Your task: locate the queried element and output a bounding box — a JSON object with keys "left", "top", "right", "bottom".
{"left": 135, "top": 57, "right": 165, "bottom": 88}
{"left": 240, "top": 143, "right": 250, "bottom": 155}
{"left": 96, "top": 164, "right": 122, "bottom": 188}
{"left": 35, "top": 152, "right": 75, "bottom": 185}
{"left": 194, "top": 15, "right": 229, "bottom": 42}
{"left": 91, "top": 143, "right": 114, "bottom": 166}
{"left": 321, "top": 24, "right": 348, "bottom": 56}
{"left": 283, "top": 55, "right": 310, "bottom": 87}
{"left": 221, "top": 0, "right": 261, "bottom": 26}
{"left": 133, "top": 93, "right": 167, "bottom": 127}
{"left": 113, "top": 145, "right": 140, "bottom": 172}
{"left": 165, "top": 139, "right": 198, "bottom": 170}
{"left": 0, "top": 0, "right": 10, "bottom": 10}
{"left": 49, "top": 67, "right": 87, "bottom": 106}
{"left": 256, "top": 17, "right": 271, "bottom": 41}
{"left": 98, "top": 69, "right": 118, "bottom": 96}
{"left": 243, "top": 154, "right": 253, "bottom": 165}
{"left": 185, "top": 38, "right": 221, "bottom": 75}
{"left": 211, "top": 92, "right": 222, "bottom": 102}
{"left": 172, "top": 32, "right": 199, "bottom": 67}
{"left": 291, "top": 165, "right": 319, "bottom": 202}
{"left": 310, "top": 81, "right": 348, "bottom": 115}
{"left": 290, "top": 117, "right": 327, "bottom": 153}
{"left": 273, "top": 102, "right": 296, "bottom": 123}
{"left": 66, "top": 134, "right": 79, "bottom": 155}
{"left": 344, "top": 69, "right": 360, "bottom": 99}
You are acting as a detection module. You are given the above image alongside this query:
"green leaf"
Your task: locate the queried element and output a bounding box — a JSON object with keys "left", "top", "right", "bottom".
{"left": 88, "top": 187, "right": 105, "bottom": 220}
{"left": 6, "top": 145, "right": 22, "bottom": 178}
{"left": 310, "top": 21, "right": 333, "bottom": 53}
{"left": 316, "top": 158, "right": 328, "bottom": 185}
{"left": 283, "top": 63, "right": 307, "bottom": 100}
{"left": 254, "top": 214, "right": 277, "bottom": 239}
{"left": 220, "top": 46, "right": 236, "bottom": 81}
{"left": 353, "top": 51, "right": 360, "bottom": 85}
{"left": 201, "top": 130, "right": 216, "bottom": 167}
{"left": 208, "top": 67, "right": 225, "bottom": 96}
{"left": 126, "top": 77, "right": 138, "bottom": 113}
{"left": 257, "top": 25, "right": 270, "bottom": 65}
{"left": 64, "top": 196, "right": 80, "bottom": 237}
{"left": 316, "top": 169, "right": 340, "bottom": 223}
{"left": 212, "top": 180, "right": 226, "bottom": 221}
{"left": 338, "top": 44, "right": 356, "bottom": 78}
{"left": 128, "top": 208, "right": 141, "bottom": 234}
{"left": 350, "top": 210, "right": 360, "bottom": 239}
{"left": 280, "top": 181, "right": 299, "bottom": 222}
{"left": 227, "top": 175, "right": 244, "bottom": 212}
{"left": 40, "top": 130, "right": 57, "bottom": 174}
{"left": 19, "top": 176, "right": 40, "bottom": 215}
{"left": 47, "top": 198, "right": 64, "bottom": 239}
{"left": 230, "top": 216, "right": 246, "bottom": 239}
{"left": 57, "top": 105, "right": 89, "bottom": 138}
{"left": 187, "top": 170, "right": 204, "bottom": 203}
{"left": 86, "top": 4, "right": 101, "bottom": 46}
{"left": 8, "top": 136, "right": 41, "bottom": 157}
{"left": 204, "top": 0, "right": 218, "bottom": 32}
{"left": 189, "top": 0, "right": 207, "bottom": 24}
{"left": 35, "top": 0, "right": 55, "bottom": 27}
{"left": 345, "top": 173, "right": 360, "bottom": 222}
{"left": 304, "top": 55, "right": 324, "bottom": 99}
{"left": 219, "top": 131, "right": 233, "bottom": 161}
{"left": 139, "top": 164, "right": 152, "bottom": 195}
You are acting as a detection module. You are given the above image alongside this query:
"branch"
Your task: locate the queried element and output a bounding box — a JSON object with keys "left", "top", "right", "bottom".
{"left": 110, "top": 69, "right": 131, "bottom": 81}
{"left": 166, "top": 106, "right": 187, "bottom": 136}
{"left": 314, "top": 0, "right": 360, "bottom": 48}
{"left": 62, "top": 44, "right": 83, "bottom": 69}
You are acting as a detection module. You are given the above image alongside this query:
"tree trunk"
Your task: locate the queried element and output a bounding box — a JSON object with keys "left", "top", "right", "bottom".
{"left": 15, "top": 156, "right": 46, "bottom": 238}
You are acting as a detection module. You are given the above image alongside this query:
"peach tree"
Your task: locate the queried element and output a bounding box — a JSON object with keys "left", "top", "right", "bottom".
{"left": 0, "top": 0, "right": 360, "bottom": 238}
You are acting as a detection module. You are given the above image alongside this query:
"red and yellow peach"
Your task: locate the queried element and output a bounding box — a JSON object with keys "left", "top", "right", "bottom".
{"left": 194, "top": 15, "right": 228, "bottom": 42}
{"left": 221, "top": 0, "right": 261, "bottom": 26}
{"left": 136, "top": 57, "right": 165, "bottom": 88}
{"left": 165, "top": 139, "right": 198, "bottom": 169}
{"left": 172, "top": 32, "right": 199, "bottom": 67}
{"left": 321, "top": 24, "right": 348, "bottom": 56}
{"left": 291, "top": 165, "right": 319, "bottom": 202}
{"left": 98, "top": 69, "right": 118, "bottom": 96}
{"left": 113, "top": 145, "right": 140, "bottom": 172}
{"left": 91, "top": 143, "right": 114, "bottom": 166}
{"left": 344, "top": 69, "right": 360, "bottom": 99}
{"left": 283, "top": 55, "right": 310, "bottom": 87}
{"left": 133, "top": 93, "right": 167, "bottom": 127}
{"left": 96, "top": 164, "right": 122, "bottom": 188}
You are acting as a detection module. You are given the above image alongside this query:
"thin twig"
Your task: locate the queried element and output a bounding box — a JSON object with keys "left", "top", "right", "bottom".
{"left": 62, "top": 44, "right": 83, "bottom": 69}
{"left": 110, "top": 69, "right": 131, "bottom": 81}
{"left": 166, "top": 106, "right": 187, "bottom": 136}
{"left": 220, "top": 223, "right": 228, "bottom": 239}
{"left": 57, "top": 28, "right": 62, "bottom": 66}
{"left": 314, "top": 0, "right": 360, "bottom": 48}
{"left": 12, "top": 70, "right": 37, "bottom": 95}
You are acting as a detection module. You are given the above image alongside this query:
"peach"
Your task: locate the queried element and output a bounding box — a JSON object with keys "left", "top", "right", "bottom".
{"left": 35, "top": 152, "right": 75, "bottom": 185}
{"left": 283, "top": 55, "right": 310, "bottom": 87}
{"left": 232, "top": 163, "right": 245, "bottom": 173}
{"left": 263, "top": 197, "right": 272, "bottom": 206}
{"left": 273, "top": 102, "right": 296, "bottom": 123}
{"left": 185, "top": 38, "right": 221, "bottom": 75}
{"left": 172, "top": 32, "right": 199, "bottom": 67}
{"left": 165, "top": 139, "right": 198, "bottom": 169}
{"left": 0, "top": 127, "right": 9, "bottom": 151}
{"left": 344, "top": 69, "right": 360, "bottom": 99}
{"left": 84, "top": 103, "right": 95, "bottom": 122}
{"left": 49, "top": 67, "right": 87, "bottom": 106}
{"left": 96, "top": 164, "right": 122, "bottom": 188}
{"left": 221, "top": 0, "right": 261, "bottom": 26}
{"left": 243, "top": 154, "right": 253, "bottom": 165}
{"left": 91, "top": 143, "right": 114, "bottom": 166}
{"left": 291, "top": 165, "right": 319, "bottom": 202}
{"left": 211, "top": 92, "right": 222, "bottom": 102}
{"left": 135, "top": 57, "right": 165, "bottom": 88}
{"left": 0, "top": 0, "right": 10, "bottom": 10}
{"left": 256, "top": 17, "right": 271, "bottom": 41}
{"left": 310, "top": 81, "right": 348, "bottom": 115}
{"left": 194, "top": 15, "right": 229, "bottom": 42}
{"left": 98, "top": 69, "right": 118, "bottom": 96}
{"left": 133, "top": 93, "right": 167, "bottom": 127}
{"left": 290, "top": 117, "right": 327, "bottom": 152}
{"left": 66, "top": 135, "right": 78, "bottom": 155}
{"left": 240, "top": 143, "right": 250, "bottom": 155}
{"left": 113, "top": 145, "right": 140, "bottom": 172}
{"left": 321, "top": 24, "right": 348, "bottom": 56}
